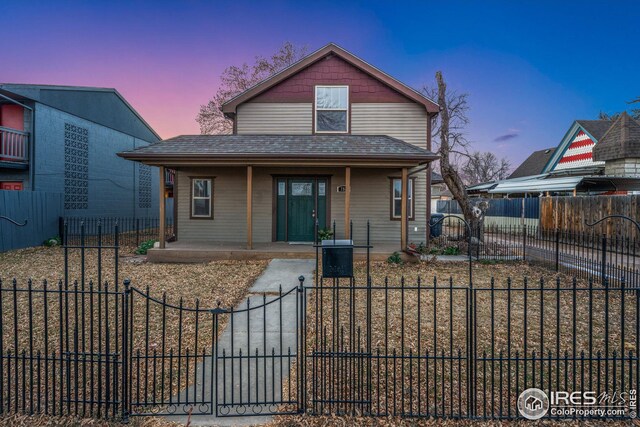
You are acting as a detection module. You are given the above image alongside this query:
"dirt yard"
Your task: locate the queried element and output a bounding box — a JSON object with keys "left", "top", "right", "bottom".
{"left": 0, "top": 247, "right": 637, "bottom": 425}
{"left": 292, "top": 259, "right": 638, "bottom": 421}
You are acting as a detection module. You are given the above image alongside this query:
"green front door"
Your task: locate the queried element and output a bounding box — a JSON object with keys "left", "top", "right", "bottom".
{"left": 287, "top": 179, "right": 316, "bottom": 241}
{"left": 275, "top": 177, "right": 328, "bottom": 242}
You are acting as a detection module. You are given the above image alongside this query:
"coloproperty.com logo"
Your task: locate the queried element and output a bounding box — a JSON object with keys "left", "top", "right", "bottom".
{"left": 518, "top": 388, "right": 637, "bottom": 420}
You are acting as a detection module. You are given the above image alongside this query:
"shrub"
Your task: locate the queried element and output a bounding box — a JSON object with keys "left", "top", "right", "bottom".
{"left": 135, "top": 239, "right": 157, "bottom": 255}
{"left": 43, "top": 236, "right": 61, "bottom": 247}
{"left": 442, "top": 246, "right": 461, "bottom": 256}
{"left": 387, "top": 251, "right": 403, "bottom": 265}
{"left": 317, "top": 228, "right": 334, "bottom": 241}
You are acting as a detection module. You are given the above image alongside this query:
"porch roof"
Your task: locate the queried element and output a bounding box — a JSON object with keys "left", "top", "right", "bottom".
{"left": 117, "top": 134, "right": 438, "bottom": 167}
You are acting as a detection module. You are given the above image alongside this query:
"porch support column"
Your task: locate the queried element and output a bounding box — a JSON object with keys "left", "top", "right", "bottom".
{"left": 159, "top": 166, "right": 166, "bottom": 249}
{"left": 247, "top": 165, "right": 253, "bottom": 250}
{"left": 401, "top": 167, "right": 408, "bottom": 250}
{"left": 345, "top": 166, "right": 351, "bottom": 239}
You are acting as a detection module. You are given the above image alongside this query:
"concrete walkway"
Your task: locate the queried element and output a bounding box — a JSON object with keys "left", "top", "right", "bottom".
{"left": 167, "top": 259, "right": 314, "bottom": 426}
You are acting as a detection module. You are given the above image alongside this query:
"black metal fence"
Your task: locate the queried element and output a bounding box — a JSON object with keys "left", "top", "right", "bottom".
{"left": 433, "top": 223, "right": 640, "bottom": 289}
{"left": 1, "top": 276, "right": 637, "bottom": 421}
{"left": 61, "top": 217, "right": 174, "bottom": 247}
{"left": 1, "top": 222, "right": 639, "bottom": 422}
{"left": 306, "top": 275, "right": 639, "bottom": 419}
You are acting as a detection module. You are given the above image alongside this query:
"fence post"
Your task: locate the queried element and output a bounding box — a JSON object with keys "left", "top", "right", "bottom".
{"left": 121, "top": 279, "right": 131, "bottom": 423}
{"left": 522, "top": 224, "right": 527, "bottom": 261}
{"left": 601, "top": 234, "right": 608, "bottom": 285}
{"left": 135, "top": 218, "right": 140, "bottom": 247}
{"left": 297, "top": 275, "right": 306, "bottom": 414}
{"left": 555, "top": 229, "right": 560, "bottom": 271}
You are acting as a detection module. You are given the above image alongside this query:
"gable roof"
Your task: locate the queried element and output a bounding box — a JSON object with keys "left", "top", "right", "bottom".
{"left": 542, "top": 119, "right": 611, "bottom": 173}
{"left": 509, "top": 148, "right": 556, "bottom": 178}
{"left": 0, "top": 84, "right": 160, "bottom": 142}
{"left": 593, "top": 112, "right": 640, "bottom": 161}
{"left": 575, "top": 120, "right": 613, "bottom": 141}
{"left": 118, "top": 134, "right": 437, "bottom": 167}
{"left": 221, "top": 43, "right": 439, "bottom": 115}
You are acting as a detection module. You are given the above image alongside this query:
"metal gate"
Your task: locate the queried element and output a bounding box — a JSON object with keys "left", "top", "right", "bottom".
{"left": 213, "top": 285, "right": 303, "bottom": 417}
{"left": 125, "top": 283, "right": 304, "bottom": 418}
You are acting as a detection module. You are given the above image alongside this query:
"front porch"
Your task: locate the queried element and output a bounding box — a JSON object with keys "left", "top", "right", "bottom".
{"left": 147, "top": 240, "right": 409, "bottom": 262}
{"left": 118, "top": 133, "right": 439, "bottom": 261}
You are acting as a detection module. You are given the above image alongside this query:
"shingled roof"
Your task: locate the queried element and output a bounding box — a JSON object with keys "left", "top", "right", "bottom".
{"left": 575, "top": 119, "right": 613, "bottom": 141}
{"left": 118, "top": 134, "right": 438, "bottom": 166}
{"left": 593, "top": 112, "right": 640, "bottom": 161}
{"left": 509, "top": 148, "right": 556, "bottom": 179}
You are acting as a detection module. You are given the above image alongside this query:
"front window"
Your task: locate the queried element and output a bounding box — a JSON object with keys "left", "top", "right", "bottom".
{"left": 315, "top": 86, "right": 349, "bottom": 133}
{"left": 392, "top": 178, "right": 414, "bottom": 219}
{"left": 191, "top": 178, "right": 213, "bottom": 218}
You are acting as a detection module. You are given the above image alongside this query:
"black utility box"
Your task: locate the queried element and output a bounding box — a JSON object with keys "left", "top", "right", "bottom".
{"left": 430, "top": 213, "right": 445, "bottom": 238}
{"left": 321, "top": 239, "right": 354, "bottom": 278}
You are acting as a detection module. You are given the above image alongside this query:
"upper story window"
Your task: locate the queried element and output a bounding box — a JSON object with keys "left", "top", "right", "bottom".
{"left": 315, "top": 86, "right": 349, "bottom": 133}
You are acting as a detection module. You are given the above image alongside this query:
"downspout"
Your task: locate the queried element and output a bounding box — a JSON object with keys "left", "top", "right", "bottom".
{"left": 133, "top": 136, "right": 136, "bottom": 218}
{"left": 29, "top": 105, "right": 36, "bottom": 190}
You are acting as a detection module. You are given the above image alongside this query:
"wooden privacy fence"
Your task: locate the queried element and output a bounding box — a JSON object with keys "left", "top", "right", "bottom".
{"left": 541, "top": 195, "right": 640, "bottom": 237}
{"left": 0, "top": 191, "right": 63, "bottom": 252}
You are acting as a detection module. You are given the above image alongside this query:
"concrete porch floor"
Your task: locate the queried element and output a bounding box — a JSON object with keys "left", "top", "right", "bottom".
{"left": 147, "top": 241, "right": 405, "bottom": 263}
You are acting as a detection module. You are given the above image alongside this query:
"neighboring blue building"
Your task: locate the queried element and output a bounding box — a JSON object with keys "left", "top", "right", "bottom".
{"left": 0, "top": 84, "right": 165, "bottom": 217}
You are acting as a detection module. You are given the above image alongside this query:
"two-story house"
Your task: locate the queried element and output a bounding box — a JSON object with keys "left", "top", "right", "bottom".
{"left": 0, "top": 84, "right": 169, "bottom": 217}
{"left": 118, "top": 44, "right": 439, "bottom": 260}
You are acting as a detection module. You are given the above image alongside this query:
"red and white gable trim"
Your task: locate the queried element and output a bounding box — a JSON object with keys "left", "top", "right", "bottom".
{"left": 553, "top": 130, "right": 604, "bottom": 171}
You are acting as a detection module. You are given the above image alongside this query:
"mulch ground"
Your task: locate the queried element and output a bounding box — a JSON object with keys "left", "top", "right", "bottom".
{"left": 0, "top": 248, "right": 638, "bottom": 426}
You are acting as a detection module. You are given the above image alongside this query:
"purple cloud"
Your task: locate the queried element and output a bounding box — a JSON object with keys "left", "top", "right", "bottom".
{"left": 494, "top": 132, "right": 519, "bottom": 142}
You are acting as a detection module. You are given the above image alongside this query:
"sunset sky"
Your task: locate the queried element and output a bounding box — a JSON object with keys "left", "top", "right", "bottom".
{"left": 2, "top": 0, "right": 639, "bottom": 166}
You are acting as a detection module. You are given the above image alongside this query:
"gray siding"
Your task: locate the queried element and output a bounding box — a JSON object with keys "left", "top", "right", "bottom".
{"left": 33, "top": 103, "right": 159, "bottom": 217}
{"left": 351, "top": 103, "right": 428, "bottom": 148}
{"left": 0, "top": 190, "right": 63, "bottom": 252}
{"left": 176, "top": 168, "right": 247, "bottom": 243}
{"left": 351, "top": 103, "right": 428, "bottom": 242}
{"left": 176, "top": 102, "right": 432, "bottom": 245}
{"left": 177, "top": 166, "right": 428, "bottom": 245}
{"left": 236, "top": 103, "right": 312, "bottom": 134}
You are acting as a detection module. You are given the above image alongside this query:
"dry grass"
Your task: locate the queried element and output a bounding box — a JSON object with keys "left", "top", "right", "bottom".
{"left": 0, "top": 246, "right": 268, "bottom": 351}
{"left": 291, "top": 260, "right": 638, "bottom": 420}
{"left": 0, "top": 245, "right": 268, "bottom": 424}
{"left": 1, "top": 249, "right": 638, "bottom": 425}
{"left": 269, "top": 414, "right": 640, "bottom": 426}
{"left": 0, "top": 413, "right": 180, "bottom": 426}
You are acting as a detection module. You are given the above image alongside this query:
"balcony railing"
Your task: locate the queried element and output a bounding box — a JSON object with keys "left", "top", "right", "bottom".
{"left": 165, "top": 168, "right": 175, "bottom": 186}
{"left": 0, "top": 126, "right": 29, "bottom": 163}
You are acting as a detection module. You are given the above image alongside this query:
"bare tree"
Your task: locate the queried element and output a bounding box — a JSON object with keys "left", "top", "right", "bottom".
{"left": 196, "top": 42, "right": 308, "bottom": 134}
{"left": 423, "top": 72, "right": 486, "bottom": 231}
{"left": 598, "top": 96, "right": 640, "bottom": 121}
{"left": 461, "top": 151, "right": 511, "bottom": 185}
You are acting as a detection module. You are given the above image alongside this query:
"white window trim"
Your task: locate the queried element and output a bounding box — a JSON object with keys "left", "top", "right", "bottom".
{"left": 314, "top": 85, "right": 349, "bottom": 134}
{"left": 192, "top": 178, "right": 213, "bottom": 218}
{"left": 392, "top": 178, "right": 414, "bottom": 219}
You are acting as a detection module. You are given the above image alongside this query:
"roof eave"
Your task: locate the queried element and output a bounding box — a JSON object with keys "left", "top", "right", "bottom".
{"left": 117, "top": 151, "right": 437, "bottom": 166}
